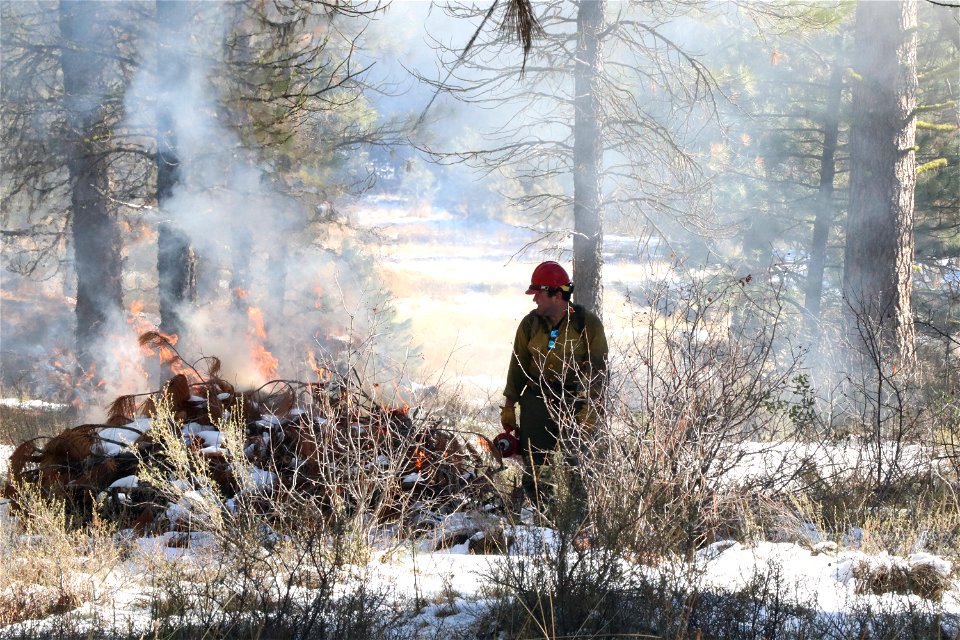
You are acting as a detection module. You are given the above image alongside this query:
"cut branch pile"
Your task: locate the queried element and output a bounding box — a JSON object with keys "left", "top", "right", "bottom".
{"left": 3, "top": 335, "right": 506, "bottom": 538}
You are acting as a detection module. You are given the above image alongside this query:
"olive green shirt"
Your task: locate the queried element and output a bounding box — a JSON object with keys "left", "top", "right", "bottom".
{"left": 503, "top": 305, "right": 608, "bottom": 404}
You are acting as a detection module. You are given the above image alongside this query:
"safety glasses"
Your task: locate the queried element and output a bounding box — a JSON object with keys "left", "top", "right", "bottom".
{"left": 547, "top": 328, "right": 559, "bottom": 351}
{"left": 527, "top": 284, "right": 571, "bottom": 292}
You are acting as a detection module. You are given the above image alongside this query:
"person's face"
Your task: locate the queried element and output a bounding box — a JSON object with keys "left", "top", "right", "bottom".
{"left": 532, "top": 288, "right": 564, "bottom": 316}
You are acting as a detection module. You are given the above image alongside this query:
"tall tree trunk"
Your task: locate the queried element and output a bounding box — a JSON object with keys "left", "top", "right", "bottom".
{"left": 843, "top": 0, "right": 917, "bottom": 366}
{"left": 803, "top": 40, "right": 844, "bottom": 339}
{"left": 59, "top": 0, "right": 123, "bottom": 373}
{"left": 572, "top": 0, "right": 605, "bottom": 316}
{"left": 156, "top": 0, "right": 197, "bottom": 340}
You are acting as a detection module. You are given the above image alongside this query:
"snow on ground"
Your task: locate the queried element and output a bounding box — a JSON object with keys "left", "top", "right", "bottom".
{"left": 717, "top": 439, "right": 943, "bottom": 489}
{"left": 0, "top": 444, "right": 12, "bottom": 479}
{"left": 1, "top": 424, "right": 956, "bottom": 636}
{"left": 0, "top": 398, "right": 67, "bottom": 411}
{"left": 94, "top": 417, "right": 152, "bottom": 456}
{"left": 1, "top": 527, "right": 956, "bottom": 638}
{"left": 0, "top": 415, "right": 956, "bottom": 636}
{"left": 696, "top": 540, "right": 956, "bottom": 617}
{"left": 2, "top": 501, "right": 958, "bottom": 636}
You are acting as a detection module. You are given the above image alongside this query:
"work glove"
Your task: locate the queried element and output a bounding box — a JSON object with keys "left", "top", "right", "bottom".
{"left": 500, "top": 405, "right": 517, "bottom": 432}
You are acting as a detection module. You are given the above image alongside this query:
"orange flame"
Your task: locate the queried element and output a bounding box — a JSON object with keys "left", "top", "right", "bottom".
{"left": 307, "top": 350, "right": 332, "bottom": 382}
{"left": 119, "top": 301, "right": 153, "bottom": 383}
{"left": 248, "top": 307, "right": 268, "bottom": 339}
{"left": 250, "top": 343, "right": 279, "bottom": 380}
{"left": 246, "top": 306, "right": 278, "bottom": 380}
{"left": 413, "top": 448, "right": 428, "bottom": 470}
{"left": 76, "top": 362, "right": 103, "bottom": 397}
{"left": 128, "top": 303, "right": 202, "bottom": 384}
{"left": 47, "top": 355, "right": 106, "bottom": 414}
{"left": 127, "top": 300, "right": 154, "bottom": 338}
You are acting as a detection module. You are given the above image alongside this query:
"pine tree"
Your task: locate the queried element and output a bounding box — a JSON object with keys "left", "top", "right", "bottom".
{"left": 843, "top": 0, "right": 919, "bottom": 366}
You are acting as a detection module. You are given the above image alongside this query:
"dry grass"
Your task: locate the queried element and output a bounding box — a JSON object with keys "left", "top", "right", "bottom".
{"left": 857, "top": 501, "right": 960, "bottom": 558}
{"left": 0, "top": 485, "right": 122, "bottom": 628}
{"left": 0, "top": 402, "right": 73, "bottom": 446}
{"left": 853, "top": 559, "right": 952, "bottom": 601}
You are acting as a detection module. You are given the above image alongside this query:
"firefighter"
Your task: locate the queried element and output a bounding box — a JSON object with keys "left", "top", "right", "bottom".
{"left": 499, "top": 261, "right": 608, "bottom": 513}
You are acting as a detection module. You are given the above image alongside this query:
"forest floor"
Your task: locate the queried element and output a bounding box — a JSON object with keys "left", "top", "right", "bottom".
{"left": 0, "top": 435, "right": 957, "bottom": 639}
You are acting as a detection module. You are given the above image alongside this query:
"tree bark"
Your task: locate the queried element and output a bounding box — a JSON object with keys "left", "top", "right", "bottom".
{"left": 803, "top": 40, "right": 844, "bottom": 339}
{"left": 156, "top": 0, "right": 197, "bottom": 339}
{"left": 59, "top": 0, "right": 123, "bottom": 372}
{"left": 843, "top": 0, "right": 917, "bottom": 366}
{"left": 572, "top": 0, "right": 605, "bottom": 317}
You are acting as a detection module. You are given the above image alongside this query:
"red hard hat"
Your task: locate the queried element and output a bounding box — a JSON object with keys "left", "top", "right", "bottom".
{"left": 526, "top": 261, "right": 572, "bottom": 294}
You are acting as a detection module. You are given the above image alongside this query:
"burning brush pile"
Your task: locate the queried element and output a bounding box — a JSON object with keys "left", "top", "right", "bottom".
{"left": 3, "top": 333, "right": 506, "bottom": 542}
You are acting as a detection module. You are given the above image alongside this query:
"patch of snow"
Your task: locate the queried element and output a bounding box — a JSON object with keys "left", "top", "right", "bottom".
{"left": 180, "top": 422, "right": 207, "bottom": 436}
{"left": 0, "top": 498, "right": 12, "bottom": 528}
{"left": 108, "top": 475, "right": 139, "bottom": 489}
{"left": 165, "top": 502, "right": 189, "bottom": 527}
{"left": 95, "top": 418, "right": 152, "bottom": 456}
{"left": 832, "top": 557, "right": 857, "bottom": 583}
{"left": 812, "top": 541, "right": 838, "bottom": 555}
{"left": 0, "top": 444, "right": 13, "bottom": 478}
{"left": 694, "top": 540, "right": 960, "bottom": 619}
{"left": 169, "top": 479, "right": 192, "bottom": 492}
{"left": 506, "top": 524, "right": 559, "bottom": 555}
{"left": 714, "top": 440, "right": 943, "bottom": 491}
{"left": 250, "top": 467, "right": 276, "bottom": 491}
{"left": 697, "top": 539, "right": 739, "bottom": 561}
{"left": 0, "top": 398, "right": 68, "bottom": 411}
{"left": 910, "top": 552, "right": 952, "bottom": 577}
{"left": 195, "top": 431, "right": 223, "bottom": 448}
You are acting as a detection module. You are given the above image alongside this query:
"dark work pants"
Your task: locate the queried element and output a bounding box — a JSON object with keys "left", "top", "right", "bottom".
{"left": 518, "top": 390, "right": 586, "bottom": 519}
